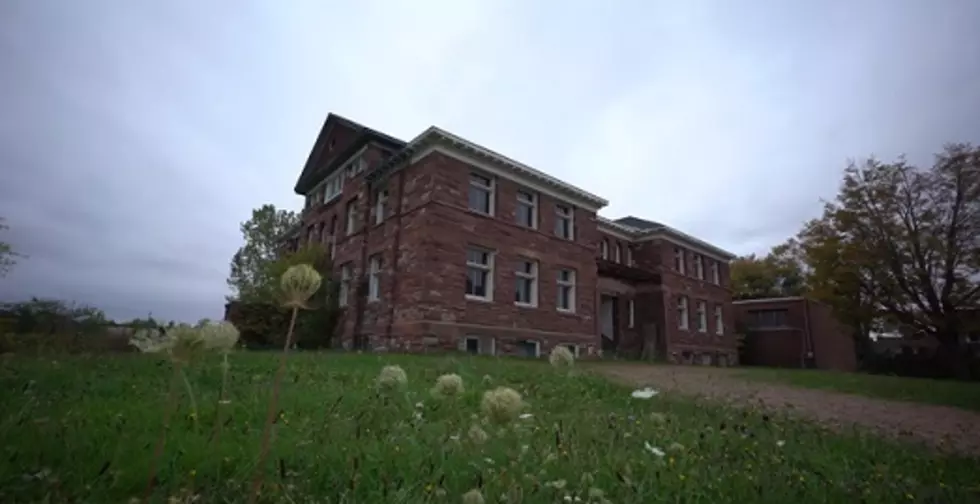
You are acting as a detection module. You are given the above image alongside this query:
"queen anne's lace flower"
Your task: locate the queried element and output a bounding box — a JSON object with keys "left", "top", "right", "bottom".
{"left": 631, "top": 387, "right": 659, "bottom": 399}
{"left": 549, "top": 345, "right": 575, "bottom": 367}
{"left": 431, "top": 373, "right": 464, "bottom": 397}
{"left": 376, "top": 365, "right": 408, "bottom": 389}
{"left": 461, "top": 489, "right": 485, "bottom": 504}
{"left": 280, "top": 264, "right": 322, "bottom": 308}
{"left": 481, "top": 387, "right": 524, "bottom": 424}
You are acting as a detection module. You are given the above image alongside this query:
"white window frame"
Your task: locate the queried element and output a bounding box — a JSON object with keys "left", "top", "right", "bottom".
{"left": 323, "top": 171, "right": 344, "bottom": 203}
{"left": 515, "top": 189, "right": 537, "bottom": 229}
{"left": 711, "top": 261, "right": 720, "bottom": 285}
{"left": 628, "top": 299, "right": 635, "bottom": 328}
{"left": 674, "top": 247, "right": 686, "bottom": 274}
{"left": 367, "top": 254, "right": 382, "bottom": 302}
{"left": 696, "top": 300, "right": 708, "bottom": 333}
{"left": 338, "top": 264, "right": 352, "bottom": 307}
{"left": 328, "top": 217, "right": 338, "bottom": 258}
{"left": 677, "top": 296, "right": 689, "bottom": 330}
{"left": 374, "top": 189, "right": 388, "bottom": 225}
{"left": 613, "top": 243, "right": 621, "bottom": 263}
{"left": 469, "top": 172, "right": 495, "bottom": 216}
{"left": 557, "top": 268, "right": 576, "bottom": 313}
{"left": 714, "top": 305, "right": 724, "bottom": 335}
{"left": 465, "top": 247, "right": 494, "bottom": 301}
{"left": 346, "top": 156, "right": 366, "bottom": 178}
{"left": 555, "top": 204, "right": 575, "bottom": 240}
{"left": 694, "top": 254, "right": 705, "bottom": 280}
{"left": 521, "top": 340, "right": 541, "bottom": 358}
{"left": 600, "top": 239, "right": 609, "bottom": 259}
{"left": 514, "top": 258, "right": 538, "bottom": 307}
{"left": 345, "top": 196, "right": 358, "bottom": 235}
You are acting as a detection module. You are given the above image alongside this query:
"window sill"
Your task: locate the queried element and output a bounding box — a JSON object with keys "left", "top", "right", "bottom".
{"left": 465, "top": 295, "right": 493, "bottom": 303}
{"left": 556, "top": 308, "right": 577, "bottom": 315}
{"left": 515, "top": 302, "right": 537, "bottom": 309}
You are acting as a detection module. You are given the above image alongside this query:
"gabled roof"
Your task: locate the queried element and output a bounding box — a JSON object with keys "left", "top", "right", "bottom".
{"left": 294, "top": 113, "right": 405, "bottom": 194}
{"left": 367, "top": 126, "right": 609, "bottom": 211}
{"left": 597, "top": 216, "right": 737, "bottom": 260}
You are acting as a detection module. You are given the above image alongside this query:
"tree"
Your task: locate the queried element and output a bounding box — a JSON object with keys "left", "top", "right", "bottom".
{"left": 729, "top": 244, "right": 807, "bottom": 300}
{"left": 816, "top": 144, "right": 980, "bottom": 376}
{"left": 0, "top": 217, "right": 23, "bottom": 278}
{"left": 226, "top": 204, "right": 301, "bottom": 302}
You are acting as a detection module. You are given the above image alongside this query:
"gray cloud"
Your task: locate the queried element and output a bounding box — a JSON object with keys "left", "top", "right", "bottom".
{"left": 0, "top": 0, "right": 978, "bottom": 322}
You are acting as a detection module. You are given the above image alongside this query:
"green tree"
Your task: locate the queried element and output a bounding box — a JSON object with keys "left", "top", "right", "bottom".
{"left": 1, "top": 217, "right": 24, "bottom": 278}
{"left": 817, "top": 144, "right": 980, "bottom": 376}
{"left": 729, "top": 244, "right": 807, "bottom": 300}
{"left": 226, "top": 204, "right": 300, "bottom": 302}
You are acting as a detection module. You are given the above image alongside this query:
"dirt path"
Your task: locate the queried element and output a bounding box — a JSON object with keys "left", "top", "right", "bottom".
{"left": 593, "top": 363, "right": 980, "bottom": 457}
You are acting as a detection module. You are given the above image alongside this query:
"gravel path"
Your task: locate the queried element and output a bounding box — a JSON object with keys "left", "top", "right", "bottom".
{"left": 593, "top": 363, "right": 980, "bottom": 457}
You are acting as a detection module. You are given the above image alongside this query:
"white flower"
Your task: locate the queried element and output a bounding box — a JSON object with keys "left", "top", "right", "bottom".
{"left": 644, "top": 441, "right": 665, "bottom": 457}
{"left": 481, "top": 387, "right": 525, "bottom": 424}
{"left": 519, "top": 413, "right": 533, "bottom": 420}
{"left": 631, "top": 387, "right": 659, "bottom": 399}
{"left": 376, "top": 365, "right": 408, "bottom": 389}
{"left": 776, "top": 440, "right": 785, "bottom": 447}
{"left": 431, "top": 373, "right": 465, "bottom": 397}
{"left": 548, "top": 346, "right": 575, "bottom": 367}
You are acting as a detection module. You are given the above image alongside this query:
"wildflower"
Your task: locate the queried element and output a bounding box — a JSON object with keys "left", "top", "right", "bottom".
{"left": 549, "top": 346, "right": 575, "bottom": 367}
{"left": 481, "top": 387, "right": 525, "bottom": 424}
{"left": 431, "top": 373, "right": 465, "bottom": 398}
{"left": 668, "top": 442, "right": 685, "bottom": 453}
{"left": 129, "top": 328, "right": 173, "bottom": 354}
{"left": 198, "top": 321, "right": 240, "bottom": 352}
{"left": 166, "top": 324, "right": 207, "bottom": 364}
{"left": 644, "top": 441, "right": 665, "bottom": 457}
{"left": 776, "top": 440, "right": 785, "bottom": 447}
{"left": 545, "top": 479, "right": 567, "bottom": 490}
{"left": 462, "top": 489, "right": 485, "bottom": 504}
{"left": 468, "top": 424, "right": 489, "bottom": 444}
{"left": 631, "top": 387, "right": 659, "bottom": 399}
{"left": 376, "top": 365, "right": 408, "bottom": 390}
{"left": 519, "top": 413, "right": 533, "bottom": 420}
{"left": 482, "top": 374, "right": 493, "bottom": 385}
{"left": 280, "top": 264, "right": 322, "bottom": 309}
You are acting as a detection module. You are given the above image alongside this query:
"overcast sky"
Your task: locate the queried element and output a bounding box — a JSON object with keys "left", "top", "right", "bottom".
{"left": 1, "top": 0, "right": 978, "bottom": 322}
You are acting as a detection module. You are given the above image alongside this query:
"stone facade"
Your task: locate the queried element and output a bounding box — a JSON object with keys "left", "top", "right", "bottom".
{"left": 286, "top": 114, "right": 738, "bottom": 363}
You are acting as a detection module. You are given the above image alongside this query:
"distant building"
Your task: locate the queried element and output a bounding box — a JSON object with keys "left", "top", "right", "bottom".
{"left": 733, "top": 296, "right": 857, "bottom": 371}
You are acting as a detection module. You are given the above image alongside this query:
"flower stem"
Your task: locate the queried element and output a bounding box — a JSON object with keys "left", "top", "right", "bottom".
{"left": 248, "top": 306, "right": 299, "bottom": 503}
{"left": 143, "top": 363, "right": 181, "bottom": 503}
{"left": 179, "top": 367, "right": 199, "bottom": 431}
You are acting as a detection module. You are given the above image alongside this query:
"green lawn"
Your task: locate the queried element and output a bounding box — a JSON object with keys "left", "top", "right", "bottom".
{"left": 735, "top": 367, "right": 980, "bottom": 411}
{"left": 1, "top": 353, "right": 977, "bottom": 503}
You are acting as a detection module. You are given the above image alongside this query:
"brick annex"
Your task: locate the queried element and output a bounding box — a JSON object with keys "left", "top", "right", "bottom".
{"left": 283, "top": 114, "right": 739, "bottom": 365}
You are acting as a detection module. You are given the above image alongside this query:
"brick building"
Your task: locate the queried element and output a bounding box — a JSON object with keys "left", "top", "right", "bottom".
{"left": 733, "top": 297, "right": 857, "bottom": 371}
{"left": 283, "top": 113, "right": 738, "bottom": 364}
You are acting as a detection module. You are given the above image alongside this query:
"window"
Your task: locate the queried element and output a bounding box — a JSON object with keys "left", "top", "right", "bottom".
{"left": 747, "top": 309, "right": 789, "bottom": 328}
{"left": 516, "top": 189, "right": 537, "bottom": 228}
{"left": 374, "top": 189, "right": 388, "bottom": 225}
{"left": 518, "top": 340, "right": 540, "bottom": 358}
{"left": 677, "top": 296, "right": 689, "bottom": 330}
{"left": 465, "top": 247, "right": 494, "bottom": 300}
{"left": 323, "top": 172, "right": 344, "bottom": 203}
{"left": 600, "top": 239, "right": 609, "bottom": 259}
{"left": 674, "top": 247, "right": 686, "bottom": 274}
{"left": 328, "top": 216, "right": 338, "bottom": 258}
{"left": 338, "top": 264, "right": 352, "bottom": 307}
{"left": 694, "top": 254, "right": 704, "bottom": 280}
{"left": 367, "top": 254, "right": 382, "bottom": 302}
{"left": 555, "top": 204, "right": 574, "bottom": 240}
{"left": 557, "top": 269, "right": 576, "bottom": 312}
{"left": 346, "top": 157, "right": 366, "bottom": 178}
{"left": 628, "top": 299, "right": 635, "bottom": 328}
{"left": 627, "top": 247, "right": 634, "bottom": 266}
{"left": 714, "top": 305, "right": 724, "bottom": 335}
{"left": 515, "top": 258, "right": 538, "bottom": 306}
{"left": 561, "top": 343, "right": 580, "bottom": 357}
{"left": 463, "top": 336, "right": 481, "bottom": 355}
{"left": 710, "top": 261, "right": 720, "bottom": 284}
{"left": 696, "top": 300, "right": 707, "bottom": 333}
{"left": 469, "top": 173, "right": 494, "bottom": 215}
{"left": 613, "top": 244, "right": 621, "bottom": 263}
{"left": 345, "top": 196, "right": 358, "bottom": 235}
{"left": 306, "top": 225, "right": 315, "bottom": 244}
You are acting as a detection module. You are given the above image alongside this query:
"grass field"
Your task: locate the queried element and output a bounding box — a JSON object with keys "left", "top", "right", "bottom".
{"left": 735, "top": 367, "right": 980, "bottom": 412}
{"left": 1, "top": 352, "right": 978, "bottom": 503}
